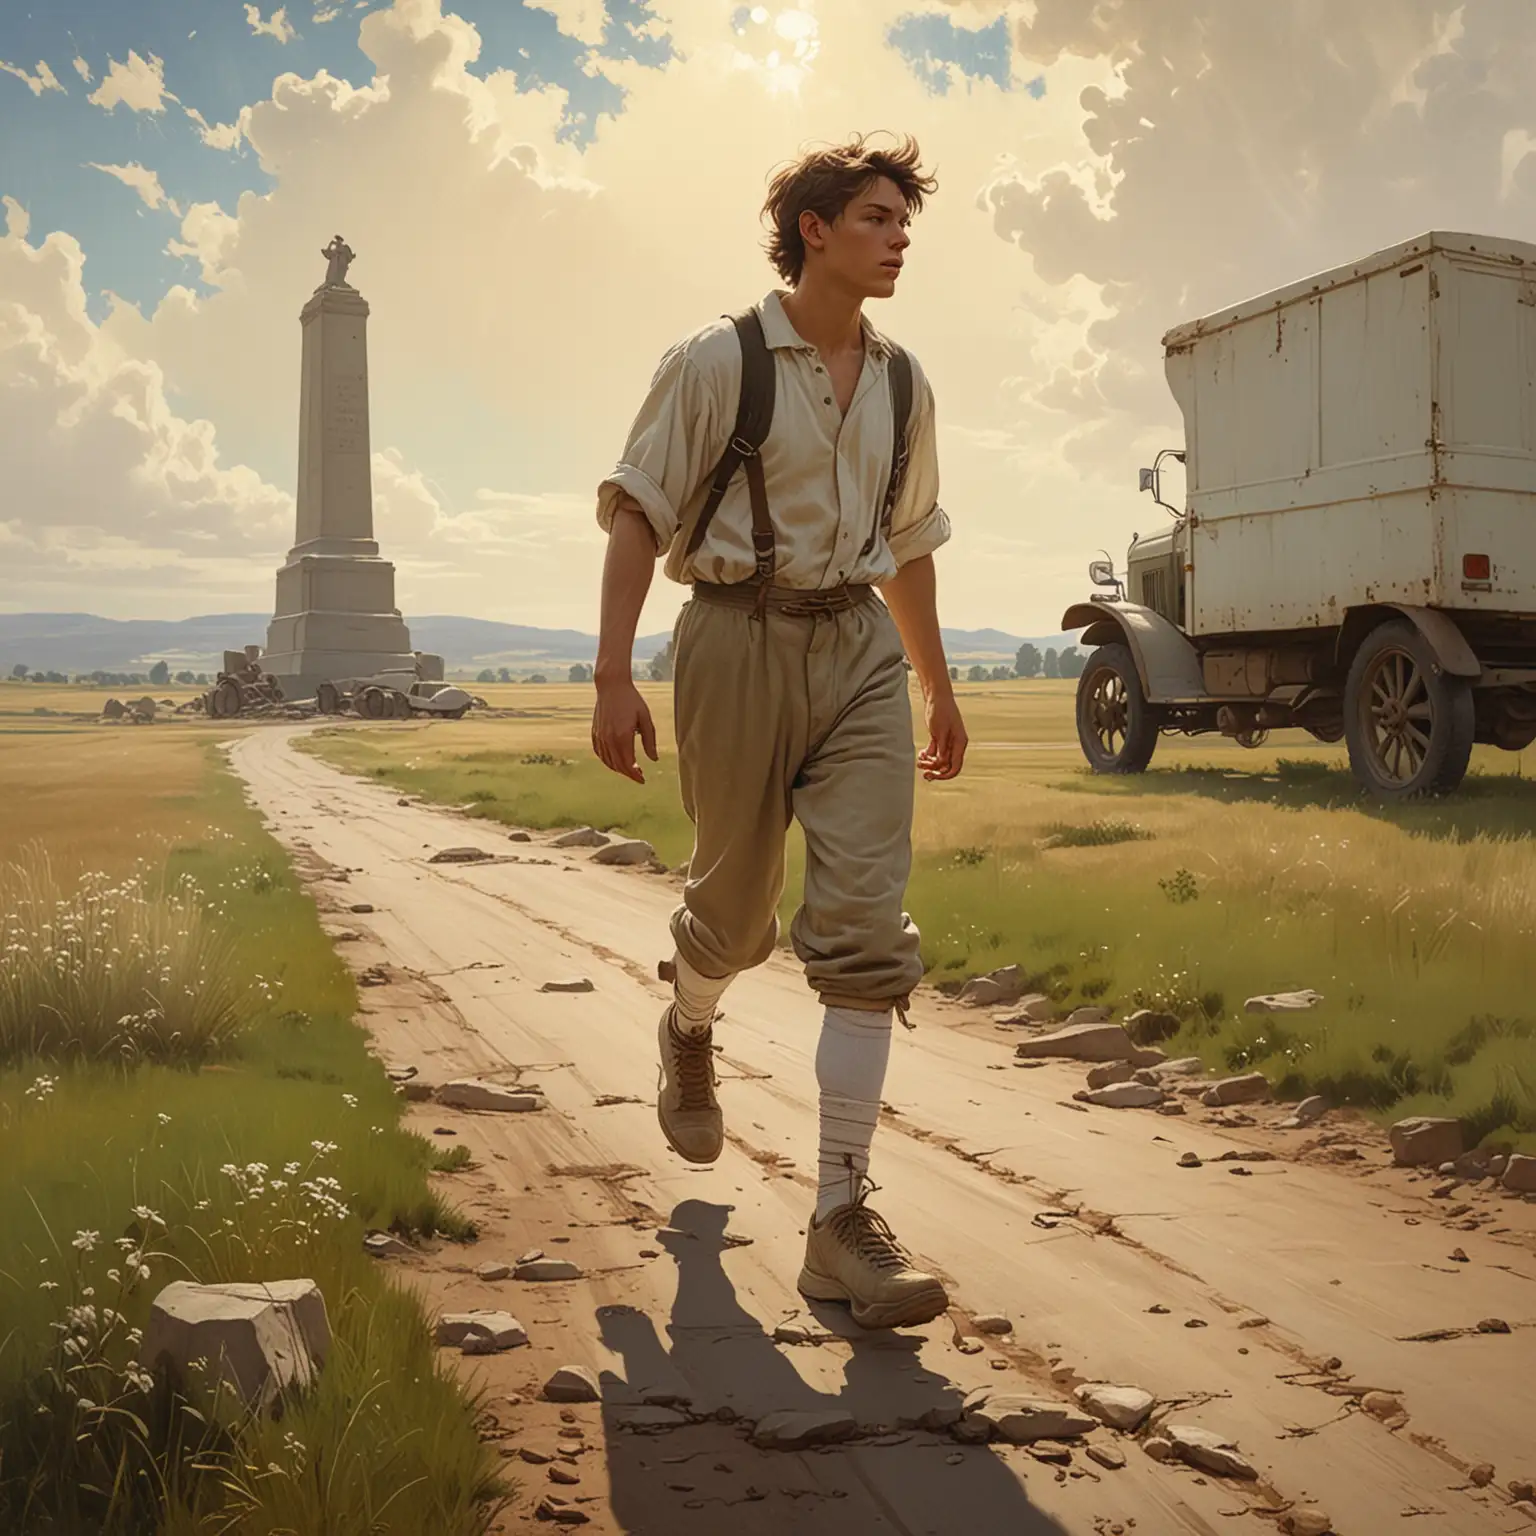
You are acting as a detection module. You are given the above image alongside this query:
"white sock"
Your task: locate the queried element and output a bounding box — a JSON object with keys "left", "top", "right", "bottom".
{"left": 814, "top": 1006, "right": 894, "bottom": 1221}
{"left": 672, "top": 953, "right": 733, "bottom": 1035}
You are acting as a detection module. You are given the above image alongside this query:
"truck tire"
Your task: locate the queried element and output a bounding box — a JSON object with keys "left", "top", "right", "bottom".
{"left": 1076, "top": 643, "right": 1158, "bottom": 774}
{"left": 1343, "top": 619, "right": 1473, "bottom": 800}
{"left": 209, "top": 678, "right": 243, "bottom": 719}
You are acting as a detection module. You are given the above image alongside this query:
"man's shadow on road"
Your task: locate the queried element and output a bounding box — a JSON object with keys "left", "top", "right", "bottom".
{"left": 594, "top": 1199, "right": 1068, "bottom": 1535}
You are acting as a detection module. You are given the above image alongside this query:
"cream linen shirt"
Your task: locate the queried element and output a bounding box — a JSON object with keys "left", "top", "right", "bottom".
{"left": 596, "top": 291, "right": 950, "bottom": 588}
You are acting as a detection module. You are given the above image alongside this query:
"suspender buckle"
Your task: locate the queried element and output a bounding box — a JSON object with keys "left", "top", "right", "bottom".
{"left": 728, "top": 435, "right": 761, "bottom": 459}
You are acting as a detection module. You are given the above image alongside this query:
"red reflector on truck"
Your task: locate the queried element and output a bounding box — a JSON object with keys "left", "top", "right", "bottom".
{"left": 1463, "top": 553, "right": 1491, "bottom": 581}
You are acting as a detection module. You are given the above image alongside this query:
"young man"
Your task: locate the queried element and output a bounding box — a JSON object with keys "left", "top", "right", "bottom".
{"left": 591, "top": 134, "right": 967, "bottom": 1330}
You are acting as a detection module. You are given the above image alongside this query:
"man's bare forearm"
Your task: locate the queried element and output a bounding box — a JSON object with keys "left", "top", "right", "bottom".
{"left": 596, "top": 499, "right": 659, "bottom": 686}
{"left": 880, "top": 554, "right": 952, "bottom": 699}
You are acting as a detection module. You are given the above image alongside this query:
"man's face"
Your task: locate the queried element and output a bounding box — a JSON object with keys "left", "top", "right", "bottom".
{"left": 804, "top": 175, "right": 912, "bottom": 298}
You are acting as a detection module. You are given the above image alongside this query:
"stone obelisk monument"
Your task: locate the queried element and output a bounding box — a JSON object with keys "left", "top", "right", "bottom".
{"left": 264, "top": 235, "right": 418, "bottom": 699}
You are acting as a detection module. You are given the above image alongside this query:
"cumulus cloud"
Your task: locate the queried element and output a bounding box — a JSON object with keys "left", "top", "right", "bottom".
{"left": 0, "top": 189, "right": 609, "bottom": 622}
{"left": 72, "top": 56, "right": 92, "bottom": 84}
{"left": 0, "top": 218, "right": 290, "bottom": 569}
{"left": 32, "top": 0, "right": 1536, "bottom": 632}
{"left": 87, "top": 162, "right": 183, "bottom": 216}
{"left": 0, "top": 58, "right": 65, "bottom": 96}
{"left": 100, "top": 0, "right": 1107, "bottom": 630}
{"left": 183, "top": 104, "right": 248, "bottom": 150}
{"left": 87, "top": 50, "right": 176, "bottom": 113}
{"left": 167, "top": 202, "right": 241, "bottom": 285}
{"left": 526, "top": 0, "right": 607, "bottom": 48}
{"left": 245, "top": 6, "right": 299, "bottom": 44}
{"left": 981, "top": 0, "right": 1536, "bottom": 470}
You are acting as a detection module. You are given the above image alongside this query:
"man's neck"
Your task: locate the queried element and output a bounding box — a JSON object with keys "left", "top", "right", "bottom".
{"left": 779, "top": 276, "right": 865, "bottom": 357}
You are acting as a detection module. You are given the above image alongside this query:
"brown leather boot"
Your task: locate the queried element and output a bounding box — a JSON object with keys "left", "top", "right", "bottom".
{"left": 656, "top": 1005, "right": 723, "bottom": 1164}
{"left": 797, "top": 1180, "right": 949, "bottom": 1330}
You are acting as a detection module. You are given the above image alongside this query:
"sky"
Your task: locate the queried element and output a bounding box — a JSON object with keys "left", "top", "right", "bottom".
{"left": 4, "top": 0, "right": 1536, "bottom": 637}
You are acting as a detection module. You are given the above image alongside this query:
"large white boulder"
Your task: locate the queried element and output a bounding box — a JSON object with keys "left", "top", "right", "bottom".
{"left": 140, "top": 1279, "right": 330, "bottom": 1414}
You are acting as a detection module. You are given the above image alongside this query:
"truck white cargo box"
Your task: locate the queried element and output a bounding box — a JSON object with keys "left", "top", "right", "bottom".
{"left": 1164, "top": 231, "right": 1536, "bottom": 635}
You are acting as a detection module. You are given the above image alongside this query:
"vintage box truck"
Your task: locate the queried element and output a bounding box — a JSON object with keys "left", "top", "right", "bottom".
{"left": 1065, "top": 231, "right": 1536, "bottom": 800}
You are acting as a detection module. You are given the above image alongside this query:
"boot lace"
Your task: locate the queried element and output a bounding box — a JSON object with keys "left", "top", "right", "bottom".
{"left": 666, "top": 1017, "right": 717, "bottom": 1111}
{"left": 827, "top": 1176, "right": 909, "bottom": 1274}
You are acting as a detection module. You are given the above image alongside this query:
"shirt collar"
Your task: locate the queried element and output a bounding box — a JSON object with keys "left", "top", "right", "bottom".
{"left": 757, "top": 290, "right": 893, "bottom": 362}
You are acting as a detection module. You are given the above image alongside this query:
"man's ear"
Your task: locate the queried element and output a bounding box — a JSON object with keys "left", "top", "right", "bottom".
{"left": 798, "top": 206, "right": 826, "bottom": 255}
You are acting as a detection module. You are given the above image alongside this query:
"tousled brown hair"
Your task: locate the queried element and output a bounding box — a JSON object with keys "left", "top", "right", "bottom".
{"left": 761, "top": 133, "right": 938, "bottom": 286}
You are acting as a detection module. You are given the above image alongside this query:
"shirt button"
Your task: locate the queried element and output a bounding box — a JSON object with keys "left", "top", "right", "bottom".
{"left": 823, "top": 396, "right": 832, "bottom": 405}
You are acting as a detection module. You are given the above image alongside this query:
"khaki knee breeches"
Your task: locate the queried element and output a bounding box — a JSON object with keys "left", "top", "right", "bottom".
{"left": 668, "top": 592, "right": 922, "bottom": 1009}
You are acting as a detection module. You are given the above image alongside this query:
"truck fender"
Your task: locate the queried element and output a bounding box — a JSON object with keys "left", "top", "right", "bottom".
{"left": 1336, "top": 605, "right": 1481, "bottom": 679}
{"left": 1061, "top": 602, "right": 1208, "bottom": 703}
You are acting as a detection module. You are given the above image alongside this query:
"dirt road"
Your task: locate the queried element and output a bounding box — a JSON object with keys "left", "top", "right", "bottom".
{"left": 231, "top": 727, "right": 1535, "bottom": 1536}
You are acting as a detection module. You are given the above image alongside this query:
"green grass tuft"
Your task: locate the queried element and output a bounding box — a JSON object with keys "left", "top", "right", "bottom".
{"left": 1038, "top": 818, "right": 1154, "bottom": 849}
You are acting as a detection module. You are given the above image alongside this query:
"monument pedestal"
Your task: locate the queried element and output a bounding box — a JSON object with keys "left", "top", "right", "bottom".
{"left": 264, "top": 266, "right": 418, "bottom": 699}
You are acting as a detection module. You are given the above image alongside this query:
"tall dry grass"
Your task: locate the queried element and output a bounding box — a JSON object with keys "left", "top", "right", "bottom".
{"left": 0, "top": 741, "right": 500, "bottom": 1534}
{"left": 0, "top": 853, "right": 247, "bottom": 1065}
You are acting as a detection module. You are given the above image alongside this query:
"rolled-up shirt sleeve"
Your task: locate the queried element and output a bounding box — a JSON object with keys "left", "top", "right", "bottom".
{"left": 597, "top": 343, "right": 721, "bottom": 555}
{"left": 885, "top": 362, "right": 951, "bottom": 567}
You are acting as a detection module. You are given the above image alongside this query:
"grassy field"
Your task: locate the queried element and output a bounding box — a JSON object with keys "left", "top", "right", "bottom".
{"left": 0, "top": 710, "right": 501, "bottom": 1533}
{"left": 309, "top": 679, "right": 1536, "bottom": 1151}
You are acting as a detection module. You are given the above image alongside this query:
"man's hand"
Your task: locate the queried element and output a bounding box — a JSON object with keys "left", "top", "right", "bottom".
{"left": 592, "top": 677, "right": 659, "bottom": 784}
{"left": 880, "top": 554, "right": 967, "bottom": 780}
{"left": 918, "top": 689, "right": 968, "bottom": 781}
{"left": 592, "top": 497, "right": 661, "bottom": 782}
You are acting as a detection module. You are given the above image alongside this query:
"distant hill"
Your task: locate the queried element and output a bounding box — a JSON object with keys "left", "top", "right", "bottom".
{"left": 0, "top": 612, "right": 1081, "bottom": 676}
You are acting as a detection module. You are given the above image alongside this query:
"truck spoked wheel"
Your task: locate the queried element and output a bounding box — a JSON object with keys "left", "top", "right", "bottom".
{"left": 1076, "top": 642, "right": 1158, "bottom": 774}
{"left": 1343, "top": 620, "right": 1473, "bottom": 800}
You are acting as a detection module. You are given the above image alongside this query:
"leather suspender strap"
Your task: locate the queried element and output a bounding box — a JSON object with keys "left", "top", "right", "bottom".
{"left": 684, "top": 312, "right": 913, "bottom": 591}
{"left": 684, "top": 310, "right": 777, "bottom": 565}
{"left": 861, "top": 342, "right": 914, "bottom": 557}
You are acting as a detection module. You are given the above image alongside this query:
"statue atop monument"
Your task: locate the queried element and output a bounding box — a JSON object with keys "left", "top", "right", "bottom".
{"left": 320, "top": 234, "right": 355, "bottom": 289}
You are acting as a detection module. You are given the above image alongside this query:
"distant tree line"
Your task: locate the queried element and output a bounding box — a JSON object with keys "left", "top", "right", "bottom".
{"left": 1013, "top": 643, "right": 1084, "bottom": 680}
{"left": 472, "top": 663, "right": 596, "bottom": 685}
{"left": 469, "top": 653, "right": 671, "bottom": 685}
{"left": 6, "top": 662, "right": 209, "bottom": 687}
{"left": 941, "top": 644, "right": 1084, "bottom": 684}
{"left": 464, "top": 638, "right": 1088, "bottom": 690}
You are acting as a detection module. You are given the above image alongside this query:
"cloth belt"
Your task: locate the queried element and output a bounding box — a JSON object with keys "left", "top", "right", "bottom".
{"left": 691, "top": 579, "right": 874, "bottom": 619}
